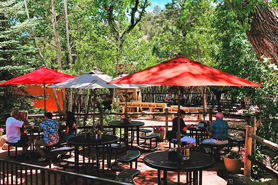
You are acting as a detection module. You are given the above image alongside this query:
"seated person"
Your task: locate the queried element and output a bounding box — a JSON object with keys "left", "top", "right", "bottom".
{"left": 59, "top": 111, "right": 77, "bottom": 142}
{"left": 35, "top": 112, "right": 60, "bottom": 161}
{"left": 170, "top": 110, "right": 195, "bottom": 149}
{"left": 164, "top": 92, "right": 173, "bottom": 101}
{"left": 6, "top": 110, "right": 32, "bottom": 154}
{"left": 202, "top": 112, "right": 228, "bottom": 153}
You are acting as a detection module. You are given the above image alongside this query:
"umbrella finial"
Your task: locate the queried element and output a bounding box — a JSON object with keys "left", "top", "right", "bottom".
{"left": 177, "top": 51, "right": 182, "bottom": 57}
{"left": 93, "top": 66, "right": 97, "bottom": 70}
{"left": 42, "top": 65, "right": 45, "bottom": 68}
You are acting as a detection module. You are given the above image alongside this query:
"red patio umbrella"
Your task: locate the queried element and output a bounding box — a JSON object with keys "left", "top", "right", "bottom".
{"left": 109, "top": 56, "right": 263, "bottom": 149}
{"left": 0, "top": 65, "right": 75, "bottom": 112}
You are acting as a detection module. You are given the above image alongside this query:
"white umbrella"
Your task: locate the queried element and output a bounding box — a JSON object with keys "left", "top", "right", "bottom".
{"left": 49, "top": 70, "right": 148, "bottom": 129}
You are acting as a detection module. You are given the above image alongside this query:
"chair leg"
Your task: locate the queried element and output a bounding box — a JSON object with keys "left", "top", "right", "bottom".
{"left": 135, "top": 159, "right": 138, "bottom": 169}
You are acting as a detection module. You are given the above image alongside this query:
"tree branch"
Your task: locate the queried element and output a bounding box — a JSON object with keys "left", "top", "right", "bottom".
{"left": 104, "top": 0, "right": 119, "bottom": 34}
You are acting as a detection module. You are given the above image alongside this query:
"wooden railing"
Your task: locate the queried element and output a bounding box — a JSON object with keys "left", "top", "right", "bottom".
{"left": 244, "top": 118, "right": 278, "bottom": 178}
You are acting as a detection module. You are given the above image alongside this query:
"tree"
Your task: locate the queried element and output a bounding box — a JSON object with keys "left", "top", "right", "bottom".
{"left": 0, "top": 0, "right": 37, "bottom": 122}
{"left": 217, "top": 0, "right": 278, "bottom": 66}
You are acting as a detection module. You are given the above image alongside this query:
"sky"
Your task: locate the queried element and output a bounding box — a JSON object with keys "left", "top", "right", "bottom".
{"left": 146, "top": 0, "right": 172, "bottom": 13}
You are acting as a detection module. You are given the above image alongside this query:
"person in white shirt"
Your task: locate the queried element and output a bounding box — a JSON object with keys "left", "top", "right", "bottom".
{"left": 6, "top": 110, "right": 31, "bottom": 154}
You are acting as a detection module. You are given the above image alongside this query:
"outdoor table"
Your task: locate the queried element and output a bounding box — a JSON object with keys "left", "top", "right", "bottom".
{"left": 67, "top": 134, "right": 118, "bottom": 173}
{"left": 25, "top": 126, "right": 43, "bottom": 152}
{"left": 108, "top": 121, "right": 144, "bottom": 148}
{"left": 144, "top": 151, "right": 214, "bottom": 185}
{"left": 188, "top": 126, "right": 208, "bottom": 149}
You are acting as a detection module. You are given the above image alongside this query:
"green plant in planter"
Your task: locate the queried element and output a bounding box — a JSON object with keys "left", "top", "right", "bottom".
{"left": 225, "top": 150, "right": 244, "bottom": 160}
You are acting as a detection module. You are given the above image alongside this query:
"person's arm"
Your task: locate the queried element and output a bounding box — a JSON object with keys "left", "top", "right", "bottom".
{"left": 21, "top": 112, "right": 29, "bottom": 127}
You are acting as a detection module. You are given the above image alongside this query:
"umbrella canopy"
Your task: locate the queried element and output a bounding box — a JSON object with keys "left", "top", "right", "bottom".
{"left": 108, "top": 56, "right": 263, "bottom": 87}
{"left": 49, "top": 70, "right": 149, "bottom": 130}
{"left": 49, "top": 70, "right": 147, "bottom": 89}
{"left": 0, "top": 66, "right": 75, "bottom": 85}
{"left": 109, "top": 56, "right": 263, "bottom": 150}
{"left": 0, "top": 66, "right": 75, "bottom": 112}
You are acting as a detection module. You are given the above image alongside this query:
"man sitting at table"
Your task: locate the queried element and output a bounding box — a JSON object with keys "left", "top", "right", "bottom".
{"left": 35, "top": 112, "right": 59, "bottom": 161}
{"left": 202, "top": 112, "right": 228, "bottom": 153}
{"left": 170, "top": 110, "right": 196, "bottom": 149}
{"left": 6, "top": 110, "right": 32, "bottom": 155}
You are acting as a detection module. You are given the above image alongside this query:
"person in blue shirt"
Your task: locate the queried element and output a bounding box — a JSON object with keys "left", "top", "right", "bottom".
{"left": 202, "top": 112, "right": 228, "bottom": 152}
{"left": 35, "top": 112, "right": 59, "bottom": 161}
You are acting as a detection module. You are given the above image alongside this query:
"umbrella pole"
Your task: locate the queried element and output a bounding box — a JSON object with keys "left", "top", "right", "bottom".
{"left": 44, "top": 83, "right": 46, "bottom": 113}
{"left": 125, "top": 89, "right": 128, "bottom": 118}
{"left": 202, "top": 87, "right": 206, "bottom": 121}
{"left": 177, "top": 87, "right": 181, "bottom": 151}
{"left": 93, "top": 89, "right": 96, "bottom": 129}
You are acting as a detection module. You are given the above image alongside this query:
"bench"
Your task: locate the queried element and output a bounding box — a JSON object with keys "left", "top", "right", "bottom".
{"left": 139, "top": 133, "right": 159, "bottom": 151}
{"left": 115, "top": 169, "right": 140, "bottom": 184}
{"left": 6, "top": 141, "right": 28, "bottom": 158}
{"left": 117, "top": 150, "right": 141, "bottom": 169}
{"left": 110, "top": 143, "right": 126, "bottom": 167}
{"left": 119, "top": 102, "right": 167, "bottom": 119}
{"left": 201, "top": 142, "right": 237, "bottom": 161}
{"left": 45, "top": 146, "right": 74, "bottom": 168}
{"left": 228, "top": 136, "right": 245, "bottom": 151}
{"left": 165, "top": 131, "right": 188, "bottom": 149}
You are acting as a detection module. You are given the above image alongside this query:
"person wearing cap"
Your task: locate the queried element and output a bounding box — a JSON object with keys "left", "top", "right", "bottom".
{"left": 170, "top": 110, "right": 196, "bottom": 149}
{"left": 202, "top": 112, "right": 228, "bottom": 152}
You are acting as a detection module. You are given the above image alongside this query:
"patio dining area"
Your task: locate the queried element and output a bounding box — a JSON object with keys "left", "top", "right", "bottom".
{"left": 0, "top": 126, "right": 228, "bottom": 185}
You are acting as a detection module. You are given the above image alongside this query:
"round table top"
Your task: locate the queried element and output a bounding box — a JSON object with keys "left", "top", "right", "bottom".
{"left": 67, "top": 134, "right": 118, "bottom": 146}
{"left": 144, "top": 151, "right": 214, "bottom": 171}
{"left": 188, "top": 126, "right": 206, "bottom": 131}
{"left": 108, "top": 120, "right": 144, "bottom": 127}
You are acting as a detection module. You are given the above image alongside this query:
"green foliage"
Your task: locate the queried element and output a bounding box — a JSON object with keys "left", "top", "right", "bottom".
{"left": 0, "top": 0, "right": 37, "bottom": 123}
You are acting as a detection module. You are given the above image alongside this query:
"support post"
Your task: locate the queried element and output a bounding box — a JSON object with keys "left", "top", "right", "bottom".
{"left": 253, "top": 116, "right": 257, "bottom": 151}
{"left": 244, "top": 125, "right": 253, "bottom": 178}
{"left": 165, "top": 108, "right": 169, "bottom": 133}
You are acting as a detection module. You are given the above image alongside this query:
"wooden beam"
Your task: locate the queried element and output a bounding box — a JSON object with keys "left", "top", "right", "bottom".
{"left": 244, "top": 126, "right": 253, "bottom": 178}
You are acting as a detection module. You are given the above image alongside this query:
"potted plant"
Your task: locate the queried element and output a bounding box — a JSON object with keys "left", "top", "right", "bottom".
{"left": 0, "top": 128, "right": 4, "bottom": 136}
{"left": 153, "top": 126, "right": 165, "bottom": 141}
{"left": 223, "top": 150, "right": 244, "bottom": 173}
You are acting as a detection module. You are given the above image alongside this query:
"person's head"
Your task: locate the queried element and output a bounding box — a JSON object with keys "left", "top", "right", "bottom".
{"left": 179, "top": 110, "right": 186, "bottom": 118}
{"left": 44, "top": 112, "right": 53, "bottom": 120}
{"left": 10, "top": 110, "right": 20, "bottom": 119}
{"left": 215, "top": 112, "right": 223, "bottom": 120}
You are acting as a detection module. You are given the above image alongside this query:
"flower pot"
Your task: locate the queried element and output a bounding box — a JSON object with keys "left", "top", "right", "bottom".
{"left": 223, "top": 157, "right": 242, "bottom": 173}
{"left": 0, "top": 132, "right": 3, "bottom": 136}
{"left": 153, "top": 130, "right": 165, "bottom": 142}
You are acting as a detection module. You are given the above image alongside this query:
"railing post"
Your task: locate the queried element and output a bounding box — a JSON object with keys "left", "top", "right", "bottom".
{"left": 165, "top": 108, "right": 169, "bottom": 133}
{"left": 253, "top": 116, "right": 257, "bottom": 151}
{"left": 244, "top": 125, "right": 253, "bottom": 178}
{"left": 100, "top": 108, "right": 104, "bottom": 131}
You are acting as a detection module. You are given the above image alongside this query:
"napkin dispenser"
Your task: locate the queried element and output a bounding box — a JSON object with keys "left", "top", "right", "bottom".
{"left": 120, "top": 118, "right": 129, "bottom": 125}
{"left": 168, "top": 149, "right": 179, "bottom": 161}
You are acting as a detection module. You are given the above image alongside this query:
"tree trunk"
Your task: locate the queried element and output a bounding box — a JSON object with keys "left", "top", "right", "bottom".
{"left": 52, "top": 87, "right": 62, "bottom": 115}
{"left": 23, "top": 0, "right": 46, "bottom": 65}
{"left": 51, "top": 0, "right": 63, "bottom": 113}
{"left": 51, "top": 0, "right": 62, "bottom": 70}
{"left": 245, "top": 3, "right": 278, "bottom": 65}
{"left": 63, "top": 0, "right": 73, "bottom": 112}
